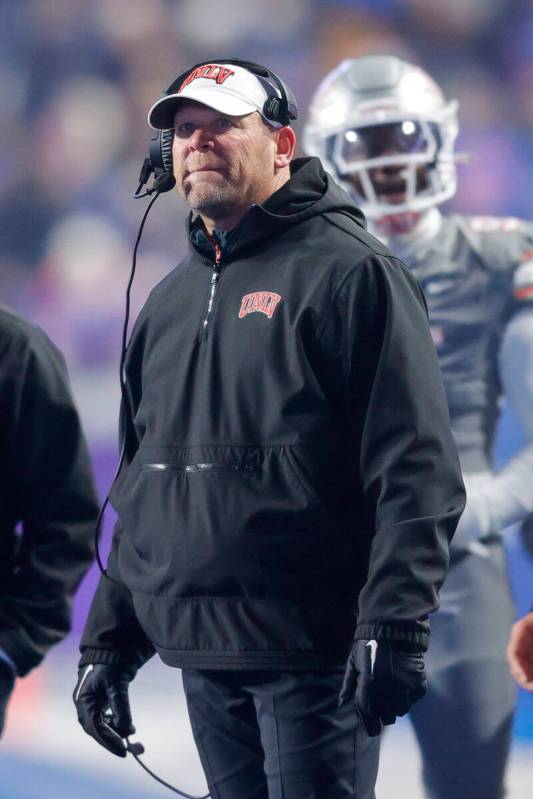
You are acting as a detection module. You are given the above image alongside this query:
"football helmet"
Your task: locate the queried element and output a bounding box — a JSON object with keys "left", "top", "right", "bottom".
{"left": 303, "top": 55, "right": 460, "bottom": 218}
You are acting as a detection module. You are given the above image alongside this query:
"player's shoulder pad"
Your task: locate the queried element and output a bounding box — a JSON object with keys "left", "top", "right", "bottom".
{"left": 512, "top": 258, "right": 533, "bottom": 304}
{"left": 457, "top": 215, "right": 533, "bottom": 281}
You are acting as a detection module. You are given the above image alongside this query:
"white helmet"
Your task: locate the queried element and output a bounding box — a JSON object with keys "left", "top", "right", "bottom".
{"left": 303, "top": 55, "right": 460, "bottom": 218}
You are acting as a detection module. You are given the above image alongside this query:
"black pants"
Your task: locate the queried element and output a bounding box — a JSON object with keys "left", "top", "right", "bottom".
{"left": 182, "top": 670, "right": 380, "bottom": 799}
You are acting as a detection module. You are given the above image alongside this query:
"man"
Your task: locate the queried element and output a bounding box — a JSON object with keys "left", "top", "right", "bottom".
{"left": 304, "top": 54, "right": 533, "bottom": 799}
{"left": 508, "top": 611, "right": 533, "bottom": 691}
{"left": 0, "top": 305, "right": 99, "bottom": 736}
{"left": 73, "top": 60, "right": 465, "bottom": 799}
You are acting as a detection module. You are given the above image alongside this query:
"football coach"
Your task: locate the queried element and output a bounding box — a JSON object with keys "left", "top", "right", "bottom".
{"left": 74, "top": 59, "right": 465, "bottom": 799}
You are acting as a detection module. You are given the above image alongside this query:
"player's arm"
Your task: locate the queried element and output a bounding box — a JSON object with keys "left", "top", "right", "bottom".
{"left": 456, "top": 307, "right": 533, "bottom": 542}
{"left": 0, "top": 327, "right": 99, "bottom": 677}
{"left": 454, "top": 223, "right": 533, "bottom": 543}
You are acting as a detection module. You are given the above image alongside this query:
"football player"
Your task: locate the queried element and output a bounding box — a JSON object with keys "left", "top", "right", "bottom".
{"left": 304, "top": 55, "right": 533, "bottom": 799}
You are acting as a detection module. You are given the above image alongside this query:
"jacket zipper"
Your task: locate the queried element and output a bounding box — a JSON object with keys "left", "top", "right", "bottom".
{"left": 201, "top": 242, "right": 222, "bottom": 341}
{"left": 140, "top": 462, "right": 257, "bottom": 473}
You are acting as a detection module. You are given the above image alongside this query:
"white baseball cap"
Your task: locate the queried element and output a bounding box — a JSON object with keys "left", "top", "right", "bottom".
{"left": 148, "top": 63, "right": 283, "bottom": 130}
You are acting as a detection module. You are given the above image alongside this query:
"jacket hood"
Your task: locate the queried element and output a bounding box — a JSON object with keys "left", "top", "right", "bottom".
{"left": 188, "top": 156, "right": 366, "bottom": 259}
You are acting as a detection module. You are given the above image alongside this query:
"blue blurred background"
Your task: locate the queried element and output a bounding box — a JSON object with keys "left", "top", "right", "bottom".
{"left": 1, "top": 0, "right": 532, "bottom": 796}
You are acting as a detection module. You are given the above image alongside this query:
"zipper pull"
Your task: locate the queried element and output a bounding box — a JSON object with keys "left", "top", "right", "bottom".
{"left": 214, "top": 242, "right": 222, "bottom": 268}
{"left": 206, "top": 231, "right": 222, "bottom": 269}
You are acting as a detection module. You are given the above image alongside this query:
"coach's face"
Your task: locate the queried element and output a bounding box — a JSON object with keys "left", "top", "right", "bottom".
{"left": 172, "top": 101, "right": 292, "bottom": 224}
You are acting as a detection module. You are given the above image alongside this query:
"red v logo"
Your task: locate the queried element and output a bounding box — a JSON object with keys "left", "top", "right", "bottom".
{"left": 216, "top": 67, "right": 234, "bottom": 85}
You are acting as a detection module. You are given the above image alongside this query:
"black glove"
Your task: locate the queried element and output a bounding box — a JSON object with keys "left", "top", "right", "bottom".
{"left": 73, "top": 663, "right": 137, "bottom": 757}
{"left": 338, "top": 639, "right": 427, "bottom": 736}
{"left": 0, "top": 659, "right": 16, "bottom": 738}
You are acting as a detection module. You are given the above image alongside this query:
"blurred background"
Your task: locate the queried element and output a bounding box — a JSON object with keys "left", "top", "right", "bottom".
{"left": 1, "top": 0, "right": 532, "bottom": 796}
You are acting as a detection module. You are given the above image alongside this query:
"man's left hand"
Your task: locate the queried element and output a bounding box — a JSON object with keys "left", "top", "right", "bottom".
{"left": 338, "top": 639, "right": 427, "bottom": 736}
{"left": 0, "top": 659, "right": 16, "bottom": 737}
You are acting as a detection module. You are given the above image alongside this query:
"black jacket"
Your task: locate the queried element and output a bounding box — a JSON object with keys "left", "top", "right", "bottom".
{"left": 0, "top": 306, "right": 99, "bottom": 676}
{"left": 80, "top": 158, "right": 465, "bottom": 672}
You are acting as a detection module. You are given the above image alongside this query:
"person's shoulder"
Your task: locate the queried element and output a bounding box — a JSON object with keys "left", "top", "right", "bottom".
{"left": 327, "top": 244, "right": 420, "bottom": 316}
{"left": 458, "top": 213, "right": 531, "bottom": 238}
{"left": 320, "top": 209, "right": 391, "bottom": 259}
{"left": 0, "top": 303, "right": 35, "bottom": 341}
{"left": 453, "top": 213, "right": 533, "bottom": 276}
{"left": 312, "top": 209, "right": 400, "bottom": 301}
{"left": 319, "top": 221, "right": 416, "bottom": 308}
{"left": 0, "top": 304, "right": 57, "bottom": 357}
{"left": 310, "top": 173, "right": 393, "bottom": 263}
{"left": 0, "top": 306, "right": 68, "bottom": 394}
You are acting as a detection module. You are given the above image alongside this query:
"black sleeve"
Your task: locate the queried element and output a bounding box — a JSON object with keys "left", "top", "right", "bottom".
{"left": 331, "top": 255, "right": 465, "bottom": 651}
{"left": 0, "top": 325, "right": 100, "bottom": 676}
{"left": 79, "top": 526, "right": 156, "bottom": 670}
{"left": 78, "top": 342, "right": 155, "bottom": 669}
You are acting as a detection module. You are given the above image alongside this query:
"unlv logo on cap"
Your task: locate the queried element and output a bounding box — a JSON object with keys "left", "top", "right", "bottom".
{"left": 180, "top": 64, "right": 235, "bottom": 92}
{"left": 239, "top": 292, "right": 281, "bottom": 320}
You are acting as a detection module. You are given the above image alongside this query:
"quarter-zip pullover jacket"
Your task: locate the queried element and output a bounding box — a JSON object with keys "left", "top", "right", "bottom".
{"left": 80, "top": 158, "right": 465, "bottom": 672}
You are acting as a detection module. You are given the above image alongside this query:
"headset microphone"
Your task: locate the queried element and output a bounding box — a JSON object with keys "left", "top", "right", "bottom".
{"left": 134, "top": 157, "right": 175, "bottom": 198}
{"left": 126, "top": 741, "right": 145, "bottom": 756}
{"left": 153, "top": 172, "right": 176, "bottom": 193}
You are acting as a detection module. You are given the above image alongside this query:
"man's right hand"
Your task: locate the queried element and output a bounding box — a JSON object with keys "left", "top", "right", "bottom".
{"left": 0, "top": 659, "right": 16, "bottom": 737}
{"left": 73, "top": 663, "right": 136, "bottom": 757}
{"left": 507, "top": 611, "right": 533, "bottom": 691}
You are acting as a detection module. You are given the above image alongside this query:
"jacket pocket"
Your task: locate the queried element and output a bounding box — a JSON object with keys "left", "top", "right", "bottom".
{"left": 113, "top": 443, "right": 333, "bottom": 604}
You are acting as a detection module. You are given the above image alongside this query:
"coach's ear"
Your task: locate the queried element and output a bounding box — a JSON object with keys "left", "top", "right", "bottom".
{"left": 274, "top": 126, "right": 296, "bottom": 170}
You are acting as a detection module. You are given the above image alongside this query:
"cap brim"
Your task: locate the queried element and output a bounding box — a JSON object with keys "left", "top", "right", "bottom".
{"left": 148, "top": 87, "right": 258, "bottom": 130}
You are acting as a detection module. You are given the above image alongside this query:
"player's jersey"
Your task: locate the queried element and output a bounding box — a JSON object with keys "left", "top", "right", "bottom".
{"left": 402, "top": 214, "right": 533, "bottom": 474}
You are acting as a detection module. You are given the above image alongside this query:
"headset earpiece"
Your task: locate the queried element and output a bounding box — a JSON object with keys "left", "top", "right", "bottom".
{"left": 263, "top": 96, "right": 282, "bottom": 124}
{"left": 160, "top": 129, "right": 174, "bottom": 173}
{"left": 134, "top": 129, "right": 175, "bottom": 198}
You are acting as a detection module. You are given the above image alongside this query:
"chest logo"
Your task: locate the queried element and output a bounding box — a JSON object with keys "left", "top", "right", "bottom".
{"left": 239, "top": 292, "right": 281, "bottom": 320}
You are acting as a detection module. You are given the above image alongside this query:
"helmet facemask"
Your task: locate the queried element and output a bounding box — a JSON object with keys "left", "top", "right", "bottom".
{"left": 303, "top": 57, "right": 461, "bottom": 220}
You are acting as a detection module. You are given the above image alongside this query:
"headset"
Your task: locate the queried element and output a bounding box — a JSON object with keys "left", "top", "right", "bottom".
{"left": 134, "top": 58, "right": 298, "bottom": 198}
